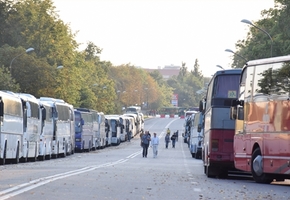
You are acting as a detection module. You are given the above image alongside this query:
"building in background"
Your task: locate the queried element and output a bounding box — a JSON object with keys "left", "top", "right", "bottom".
{"left": 143, "top": 65, "right": 180, "bottom": 80}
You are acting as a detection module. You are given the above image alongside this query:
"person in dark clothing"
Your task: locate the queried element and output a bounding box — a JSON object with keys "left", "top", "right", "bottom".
{"left": 165, "top": 133, "right": 170, "bottom": 148}
{"left": 175, "top": 130, "right": 179, "bottom": 142}
{"left": 141, "top": 131, "right": 151, "bottom": 157}
{"left": 171, "top": 133, "right": 176, "bottom": 148}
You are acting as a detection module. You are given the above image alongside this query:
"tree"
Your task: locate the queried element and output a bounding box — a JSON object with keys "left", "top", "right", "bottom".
{"left": 0, "top": 65, "right": 20, "bottom": 91}
{"left": 191, "top": 59, "right": 203, "bottom": 81}
{"left": 233, "top": 0, "right": 290, "bottom": 68}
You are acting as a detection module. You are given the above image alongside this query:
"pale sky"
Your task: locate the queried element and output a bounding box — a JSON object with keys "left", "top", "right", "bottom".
{"left": 52, "top": 0, "right": 275, "bottom": 77}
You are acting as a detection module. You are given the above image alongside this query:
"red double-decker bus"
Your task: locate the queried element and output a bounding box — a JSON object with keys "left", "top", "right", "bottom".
{"left": 231, "top": 55, "right": 290, "bottom": 183}
{"left": 201, "top": 69, "right": 242, "bottom": 178}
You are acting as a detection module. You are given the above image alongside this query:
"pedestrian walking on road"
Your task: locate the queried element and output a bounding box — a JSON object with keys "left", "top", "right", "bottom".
{"left": 171, "top": 133, "right": 176, "bottom": 148}
{"left": 165, "top": 133, "right": 170, "bottom": 148}
{"left": 141, "top": 131, "right": 151, "bottom": 157}
{"left": 167, "top": 128, "right": 171, "bottom": 135}
{"left": 151, "top": 133, "right": 159, "bottom": 158}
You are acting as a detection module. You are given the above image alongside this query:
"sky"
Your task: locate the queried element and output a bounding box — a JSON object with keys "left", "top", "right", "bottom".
{"left": 52, "top": 0, "right": 275, "bottom": 77}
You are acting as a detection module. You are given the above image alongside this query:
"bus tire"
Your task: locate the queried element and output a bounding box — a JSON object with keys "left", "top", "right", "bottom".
{"left": 88, "top": 141, "right": 91, "bottom": 152}
{"left": 63, "top": 144, "right": 67, "bottom": 157}
{"left": 14, "top": 143, "right": 20, "bottom": 164}
{"left": 21, "top": 143, "right": 29, "bottom": 163}
{"left": 206, "top": 165, "right": 216, "bottom": 178}
{"left": 251, "top": 148, "right": 273, "bottom": 184}
{"left": 30, "top": 145, "right": 37, "bottom": 162}
{"left": 1, "top": 142, "right": 7, "bottom": 165}
{"left": 45, "top": 154, "right": 51, "bottom": 160}
{"left": 71, "top": 143, "right": 74, "bottom": 154}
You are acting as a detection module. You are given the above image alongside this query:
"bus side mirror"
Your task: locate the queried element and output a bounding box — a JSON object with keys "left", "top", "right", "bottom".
{"left": 230, "top": 107, "right": 237, "bottom": 120}
{"left": 197, "top": 124, "right": 201, "bottom": 132}
{"left": 0, "top": 98, "right": 3, "bottom": 117}
{"left": 81, "top": 118, "right": 84, "bottom": 125}
{"left": 42, "top": 108, "right": 46, "bottom": 120}
{"left": 199, "top": 100, "right": 203, "bottom": 112}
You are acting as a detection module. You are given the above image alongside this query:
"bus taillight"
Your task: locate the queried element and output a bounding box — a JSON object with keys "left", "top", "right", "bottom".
{"left": 211, "top": 139, "right": 219, "bottom": 151}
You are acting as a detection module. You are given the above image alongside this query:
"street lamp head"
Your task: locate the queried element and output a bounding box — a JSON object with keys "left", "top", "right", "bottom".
{"left": 25, "top": 48, "right": 34, "bottom": 53}
{"left": 241, "top": 18, "right": 273, "bottom": 57}
{"left": 216, "top": 65, "right": 224, "bottom": 70}
{"left": 225, "top": 49, "right": 234, "bottom": 54}
{"left": 57, "top": 65, "right": 63, "bottom": 69}
{"left": 241, "top": 19, "right": 253, "bottom": 26}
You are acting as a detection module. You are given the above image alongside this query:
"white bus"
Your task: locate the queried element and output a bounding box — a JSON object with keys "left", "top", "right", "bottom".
{"left": 189, "top": 112, "right": 204, "bottom": 159}
{"left": 38, "top": 100, "right": 54, "bottom": 160}
{"left": 17, "top": 93, "right": 41, "bottom": 162}
{"left": 123, "top": 113, "right": 138, "bottom": 136}
{"left": 97, "top": 112, "right": 106, "bottom": 149}
{"left": 0, "top": 91, "right": 23, "bottom": 165}
{"left": 39, "top": 97, "right": 73, "bottom": 158}
{"left": 126, "top": 106, "right": 141, "bottom": 113}
{"left": 105, "top": 115, "right": 121, "bottom": 145}
{"left": 120, "top": 115, "right": 133, "bottom": 141}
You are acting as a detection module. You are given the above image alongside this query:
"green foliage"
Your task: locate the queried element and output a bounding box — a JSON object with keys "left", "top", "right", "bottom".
{"left": 0, "top": 65, "right": 20, "bottom": 91}
{"left": 233, "top": 0, "right": 290, "bottom": 68}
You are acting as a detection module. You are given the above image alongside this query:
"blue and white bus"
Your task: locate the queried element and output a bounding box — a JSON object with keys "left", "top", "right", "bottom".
{"left": 74, "top": 108, "right": 94, "bottom": 152}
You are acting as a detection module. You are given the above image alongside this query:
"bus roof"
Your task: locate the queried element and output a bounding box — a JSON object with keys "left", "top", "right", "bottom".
{"left": 214, "top": 68, "right": 242, "bottom": 76}
{"left": 246, "top": 55, "right": 290, "bottom": 67}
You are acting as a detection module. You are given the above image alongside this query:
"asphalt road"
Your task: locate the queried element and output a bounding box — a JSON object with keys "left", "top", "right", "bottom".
{"left": 0, "top": 117, "right": 289, "bottom": 200}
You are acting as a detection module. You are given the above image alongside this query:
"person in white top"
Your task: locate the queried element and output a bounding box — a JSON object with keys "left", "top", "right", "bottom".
{"left": 151, "top": 133, "right": 159, "bottom": 158}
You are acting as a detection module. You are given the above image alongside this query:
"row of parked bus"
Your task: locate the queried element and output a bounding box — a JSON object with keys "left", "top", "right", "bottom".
{"left": 185, "top": 55, "right": 290, "bottom": 184}
{"left": 183, "top": 110, "right": 204, "bottom": 160}
{"left": 0, "top": 91, "right": 144, "bottom": 165}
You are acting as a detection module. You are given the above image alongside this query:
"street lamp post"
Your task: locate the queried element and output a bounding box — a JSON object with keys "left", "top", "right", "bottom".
{"left": 241, "top": 19, "right": 273, "bottom": 57}
{"left": 225, "top": 49, "right": 248, "bottom": 63}
{"left": 10, "top": 47, "right": 34, "bottom": 75}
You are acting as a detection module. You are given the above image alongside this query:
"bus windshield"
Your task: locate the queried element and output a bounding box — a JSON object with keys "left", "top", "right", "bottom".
{"left": 213, "top": 75, "right": 240, "bottom": 98}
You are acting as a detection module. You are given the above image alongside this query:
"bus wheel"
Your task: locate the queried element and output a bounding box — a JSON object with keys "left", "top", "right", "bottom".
{"left": 0, "top": 142, "right": 7, "bottom": 165}
{"left": 71, "top": 143, "right": 74, "bottom": 154}
{"left": 14, "top": 144, "right": 20, "bottom": 164}
{"left": 45, "top": 154, "right": 51, "bottom": 160}
{"left": 31, "top": 145, "right": 37, "bottom": 162}
{"left": 88, "top": 142, "right": 91, "bottom": 152}
{"left": 251, "top": 148, "right": 273, "bottom": 184}
{"left": 206, "top": 165, "right": 216, "bottom": 178}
